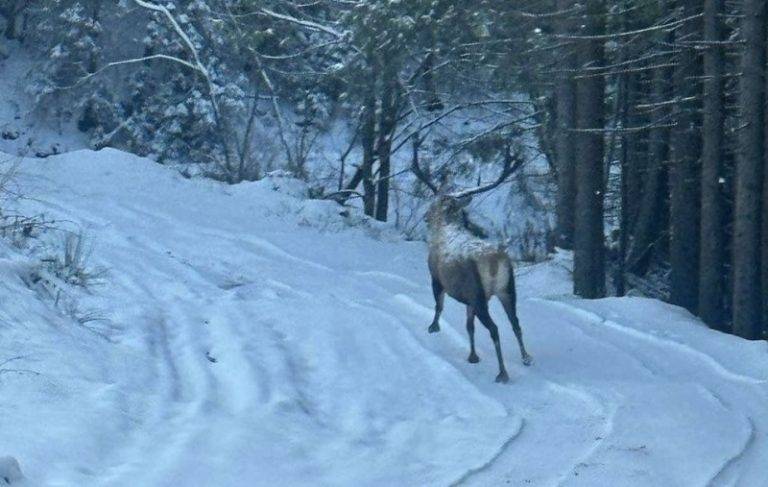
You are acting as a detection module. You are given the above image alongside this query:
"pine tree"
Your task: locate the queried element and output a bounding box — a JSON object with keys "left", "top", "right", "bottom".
{"left": 733, "top": 0, "right": 766, "bottom": 339}
{"left": 554, "top": 0, "right": 578, "bottom": 250}
{"left": 573, "top": 0, "right": 606, "bottom": 299}
{"left": 30, "top": 1, "right": 119, "bottom": 140}
{"left": 669, "top": 1, "right": 703, "bottom": 314}
{"left": 699, "top": 0, "right": 727, "bottom": 329}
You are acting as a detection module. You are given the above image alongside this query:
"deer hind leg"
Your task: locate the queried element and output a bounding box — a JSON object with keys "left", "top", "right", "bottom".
{"left": 475, "top": 300, "right": 509, "bottom": 383}
{"left": 466, "top": 306, "right": 479, "bottom": 363}
{"left": 499, "top": 292, "right": 532, "bottom": 366}
{"left": 428, "top": 277, "right": 444, "bottom": 333}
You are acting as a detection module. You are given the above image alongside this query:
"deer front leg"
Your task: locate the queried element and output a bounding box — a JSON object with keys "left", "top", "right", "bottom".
{"left": 466, "top": 306, "right": 479, "bottom": 363}
{"left": 428, "top": 277, "right": 444, "bottom": 333}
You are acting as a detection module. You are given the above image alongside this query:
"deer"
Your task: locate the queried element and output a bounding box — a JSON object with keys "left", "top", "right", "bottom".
{"left": 412, "top": 144, "right": 531, "bottom": 383}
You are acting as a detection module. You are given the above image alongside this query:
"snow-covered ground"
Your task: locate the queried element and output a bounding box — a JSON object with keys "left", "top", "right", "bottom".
{"left": 1, "top": 149, "right": 767, "bottom": 486}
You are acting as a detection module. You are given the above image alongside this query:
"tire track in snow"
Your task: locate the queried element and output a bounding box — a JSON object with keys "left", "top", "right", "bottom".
{"left": 196, "top": 229, "right": 333, "bottom": 272}
{"left": 91, "top": 212, "right": 273, "bottom": 483}
{"left": 201, "top": 304, "right": 273, "bottom": 412}
{"left": 390, "top": 293, "right": 469, "bottom": 348}
{"left": 262, "top": 319, "right": 324, "bottom": 424}
{"left": 448, "top": 419, "right": 527, "bottom": 487}
{"left": 104, "top": 204, "right": 323, "bottom": 416}
{"left": 542, "top": 305, "right": 659, "bottom": 382}
{"left": 550, "top": 386, "right": 616, "bottom": 487}
{"left": 536, "top": 299, "right": 768, "bottom": 387}
{"left": 353, "top": 270, "right": 422, "bottom": 289}
{"left": 349, "top": 296, "right": 528, "bottom": 485}
{"left": 144, "top": 310, "right": 184, "bottom": 402}
{"left": 113, "top": 202, "right": 318, "bottom": 411}
{"left": 353, "top": 295, "right": 509, "bottom": 412}
{"left": 706, "top": 416, "right": 757, "bottom": 487}
{"left": 702, "top": 389, "right": 757, "bottom": 487}
{"left": 100, "top": 202, "right": 353, "bottom": 484}
{"left": 359, "top": 274, "right": 614, "bottom": 487}
{"left": 537, "top": 298, "right": 768, "bottom": 487}
{"left": 106, "top": 224, "right": 267, "bottom": 482}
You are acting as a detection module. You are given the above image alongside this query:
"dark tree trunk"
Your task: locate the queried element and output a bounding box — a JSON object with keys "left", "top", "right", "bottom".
{"left": 628, "top": 62, "right": 671, "bottom": 275}
{"left": 375, "top": 64, "right": 400, "bottom": 222}
{"left": 699, "top": 0, "right": 727, "bottom": 330}
{"left": 733, "top": 0, "right": 766, "bottom": 339}
{"left": 554, "top": 0, "right": 577, "bottom": 250}
{"left": 624, "top": 74, "right": 649, "bottom": 233}
{"left": 614, "top": 4, "right": 649, "bottom": 294}
{"left": 669, "top": 2, "right": 702, "bottom": 314}
{"left": 361, "top": 61, "right": 377, "bottom": 217}
{"left": 763, "top": 20, "right": 768, "bottom": 338}
{"left": 615, "top": 72, "right": 637, "bottom": 297}
{"left": 87, "top": 0, "right": 103, "bottom": 74}
{"left": 374, "top": 124, "right": 390, "bottom": 222}
{"left": 2, "top": 1, "right": 25, "bottom": 40}
{"left": 77, "top": 0, "right": 105, "bottom": 135}
{"left": 573, "top": 0, "right": 606, "bottom": 299}
{"left": 423, "top": 29, "right": 443, "bottom": 112}
{"left": 764, "top": 122, "right": 768, "bottom": 336}
{"left": 3, "top": 10, "right": 17, "bottom": 40}
{"left": 617, "top": 102, "right": 629, "bottom": 296}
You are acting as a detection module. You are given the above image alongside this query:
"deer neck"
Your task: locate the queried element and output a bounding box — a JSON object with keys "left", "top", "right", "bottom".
{"left": 429, "top": 219, "right": 470, "bottom": 254}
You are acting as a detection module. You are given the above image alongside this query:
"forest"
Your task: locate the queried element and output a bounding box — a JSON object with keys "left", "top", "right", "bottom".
{"left": 3, "top": 0, "right": 765, "bottom": 339}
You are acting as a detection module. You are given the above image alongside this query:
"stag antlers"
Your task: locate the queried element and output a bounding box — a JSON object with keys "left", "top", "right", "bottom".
{"left": 411, "top": 140, "right": 525, "bottom": 198}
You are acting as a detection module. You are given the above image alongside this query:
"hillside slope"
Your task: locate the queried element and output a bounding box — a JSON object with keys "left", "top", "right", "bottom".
{"left": 1, "top": 149, "right": 767, "bottom": 486}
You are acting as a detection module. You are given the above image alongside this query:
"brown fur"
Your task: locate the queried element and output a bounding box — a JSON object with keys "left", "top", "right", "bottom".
{"left": 425, "top": 196, "right": 532, "bottom": 383}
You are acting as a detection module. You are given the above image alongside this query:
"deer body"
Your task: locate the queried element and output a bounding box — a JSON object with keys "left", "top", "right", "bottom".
{"left": 411, "top": 140, "right": 531, "bottom": 383}
{"left": 424, "top": 196, "right": 532, "bottom": 384}
{"left": 428, "top": 221, "right": 511, "bottom": 303}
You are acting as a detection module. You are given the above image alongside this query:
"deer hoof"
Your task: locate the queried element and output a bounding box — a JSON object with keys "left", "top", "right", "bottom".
{"left": 468, "top": 353, "right": 480, "bottom": 363}
{"left": 428, "top": 323, "right": 440, "bottom": 333}
{"left": 495, "top": 371, "right": 509, "bottom": 384}
{"left": 522, "top": 355, "right": 533, "bottom": 366}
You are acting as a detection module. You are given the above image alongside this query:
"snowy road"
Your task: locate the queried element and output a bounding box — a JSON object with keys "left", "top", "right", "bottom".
{"left": 2, "top": 149, "right": 767, "bottom": 486}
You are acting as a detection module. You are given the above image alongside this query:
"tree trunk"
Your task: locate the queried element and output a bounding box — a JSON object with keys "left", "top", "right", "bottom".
{"left": 615, "top": 71, "right": 636, "bottom": 297}
{"left": 733, "top": 0, "right": 767, "bottom": 339}
{"left": 699, "top": 0, "right": 727, "bottom": 330}
{"left": 624, "top": 74, "right": 649, "bottom": 233}
{"left": 375, "top": 64, "right": 399, "bottom": 222}
{"left": 669, "top": 1, "right": 702, "bottom": 314}
{"left": 3, "top": 10, "right": 17, "bottom": 40}
{"left": 763, "top": 17, "right": 768, "bottom": 339}
{"left": 764, "top": 114, "right": 768, "bottom": 336}
{"left": 628, "top": 62, "right": 671, "bottom": 275}
{"left": 573, "top": 0, "right": 606, "bottom": 299}
{"left": 361, "top": 63, "right": 377, "bottom": 217}
{"left": 554, "top": 0, "right": 577, "bottom": 250}
{"left": 2, "top": 1, "right": 24, "bottom": 40}
{"left": 424, "top": 29, "right": 443, "bottom": 112}
{"left": 764, "top": 139, "right": 768, "bottom": 338}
